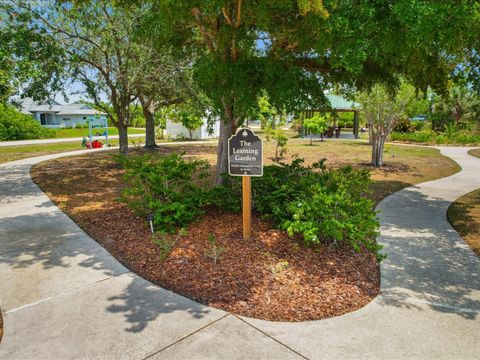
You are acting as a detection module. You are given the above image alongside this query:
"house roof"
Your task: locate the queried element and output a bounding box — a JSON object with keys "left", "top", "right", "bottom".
{"left": 20, "top": 98, "right": 107, "bottom": 116}
{"left": 325, "top": 94, "right": 359, "bottom": 110}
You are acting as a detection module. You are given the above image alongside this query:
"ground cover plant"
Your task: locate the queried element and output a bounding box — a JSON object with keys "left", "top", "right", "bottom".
{"left": 31, "top": 141, "right": 460, "bottom": 321}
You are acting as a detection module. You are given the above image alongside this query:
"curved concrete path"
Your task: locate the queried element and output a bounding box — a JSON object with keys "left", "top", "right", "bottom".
{"left": 0, "top": 146, "right": 479, "bottom": 359}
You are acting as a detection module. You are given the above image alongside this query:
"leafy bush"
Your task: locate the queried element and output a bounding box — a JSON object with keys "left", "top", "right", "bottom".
{"left": 118, "top": 153, "right": 210, "bottom": 233}
{"left": 411, "top": 120, "right": 425, "bottom": 131}
{"left": 120, "top": 152, "right": 383, "bottom": 261}
{"left": 393, "top": 119, "right": 415, "bottom": 133}
{"left": 393, "top": 119, "right": 425, "bottom": 133}
{"left": 208, "top": 174, "right": 242, "bottom": 212}
{"left": 211, "top": 158, "right": 383, "bottom": 261}
{"left": 0, "top": 104, "right": 55, "bottom": 140}
{"left": 282, "top": 171, "right": 383, "bottom": 261}
{"left": 390, "top": 129, "right": 480, "bottom": 145}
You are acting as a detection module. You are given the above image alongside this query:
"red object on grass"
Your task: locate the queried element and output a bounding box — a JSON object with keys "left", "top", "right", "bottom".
{"left": 92, "top": 140, "right": 103, "bottom": 148}
{"left": 86, "top": 140, "right": 103, "bottom": 149}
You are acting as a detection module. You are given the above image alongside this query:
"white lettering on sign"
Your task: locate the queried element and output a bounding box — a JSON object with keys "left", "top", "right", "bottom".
{"left": 228, "top": 128, "right": 263, "bottom": 177}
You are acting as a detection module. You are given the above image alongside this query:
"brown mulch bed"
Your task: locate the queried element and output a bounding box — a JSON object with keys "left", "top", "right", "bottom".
{"left": 31, "top": 150, "right": 380, "bottom": 322}
{"left": 447, "top": 189, "right": 480, "bottom": 257}
{"left": 80, "top": 205, "right": 379, "bottom": 321}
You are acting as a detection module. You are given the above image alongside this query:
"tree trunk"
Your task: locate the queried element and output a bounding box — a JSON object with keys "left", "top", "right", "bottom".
{"left": 189, "top": 129, "right": 193, "bottom": 140}
{"left": 368, "top": 126, "right": 373, "bottom": 145}
{"left": 371, "top": 134, "right": 385, "bottom": 167}
{"left": 118, "top": 122, "right": 129, "bottom": 155}
{"left": 143, "top": 107, "right": 157, "bottom": 149}
{"left": 215, "top": 119, "right": 234, "bottom": 184}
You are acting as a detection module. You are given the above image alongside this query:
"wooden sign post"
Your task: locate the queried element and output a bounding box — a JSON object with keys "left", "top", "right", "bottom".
{"left": 228, "top": 128, "right": 263, "bottom": 239}
{"left": 242, "top": 176, "right": 251, "bottom": 238}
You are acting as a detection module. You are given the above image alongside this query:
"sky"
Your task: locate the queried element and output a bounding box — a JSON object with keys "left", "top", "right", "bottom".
{"left": 53, "top": 79, "right": 107, "bottom": 105}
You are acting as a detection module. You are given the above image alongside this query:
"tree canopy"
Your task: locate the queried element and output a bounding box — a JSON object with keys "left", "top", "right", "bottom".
{"left": 129, "top": 0, "right": 480, "bottom": 181}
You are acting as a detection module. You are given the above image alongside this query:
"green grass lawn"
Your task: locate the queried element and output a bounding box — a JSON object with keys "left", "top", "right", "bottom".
{"left": 0, "top": 137, "right": 145, "bottom": 164}
{"left": 53, "top": 127, "right": 145, "bottom": 138}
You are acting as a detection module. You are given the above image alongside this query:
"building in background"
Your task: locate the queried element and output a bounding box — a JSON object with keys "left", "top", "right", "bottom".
{"left": 20, "top": 98, "right": 107, "bottom": 128}
{"left": 164, "top": 118, "right": 220, "bottom": 140}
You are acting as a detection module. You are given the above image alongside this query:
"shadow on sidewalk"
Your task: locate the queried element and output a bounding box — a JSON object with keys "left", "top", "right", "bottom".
{"left": 377, "top": 187, "right": 480, "bottom": 320}
{"left": 106, "top": 276, "right": 213, "bottom": 333}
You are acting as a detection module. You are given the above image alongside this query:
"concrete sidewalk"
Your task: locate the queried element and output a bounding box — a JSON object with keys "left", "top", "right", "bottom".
{"left": 0, "top": 133, "right": 145, "bottom": 147}
{"left": 0, "top": 147, "right": 479, "bottom": 359}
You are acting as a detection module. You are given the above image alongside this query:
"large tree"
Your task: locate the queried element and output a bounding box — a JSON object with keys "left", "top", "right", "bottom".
{"left": 0, "top": 1, "right": 65, "bottom": 103}
{"left": 13, "top": 0, "right": 195, "bottom": 154}
{"left": 132, "top": 0, "right": 478, "bottom": 183}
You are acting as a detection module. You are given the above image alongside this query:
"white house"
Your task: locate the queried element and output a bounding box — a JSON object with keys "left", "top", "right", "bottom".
{"left": 165, "top": 118, "right": 220, "bottom": 140}
{"left": 21, "top": 98, "right": 107, "bottom": 128}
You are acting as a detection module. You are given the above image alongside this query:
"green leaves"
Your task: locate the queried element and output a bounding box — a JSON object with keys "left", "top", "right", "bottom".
{"left": 0, "top": 104, "right": 55, "bottom": 140}
{"left": 210, "top": 157, "right": 383, "bottom": 260}
{"left": 118, "top": 153, "right": 210, "bottom": 233}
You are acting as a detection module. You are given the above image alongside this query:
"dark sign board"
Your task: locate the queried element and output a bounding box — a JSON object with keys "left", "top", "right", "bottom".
{"left": 228, "top": 128, "right": 263, "bottom": 176}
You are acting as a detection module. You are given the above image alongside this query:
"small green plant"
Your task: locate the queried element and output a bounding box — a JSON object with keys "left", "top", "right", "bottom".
{"left": 152, "top": 228, "right": 188, "bottom": 260}
{"left": 303, "top": 114, "right": 328, "bottom": 144}
{"left": 273, "top": 129, "right": 288, "bottom": 159}
{"left": 264, "top": 126, "right": 274, "bottom": 141}
{"left": 204, "top": 234, "right": 224, "bottom": 264}
{"left": 444, "top": 122, "right": 458, "bottom": 139}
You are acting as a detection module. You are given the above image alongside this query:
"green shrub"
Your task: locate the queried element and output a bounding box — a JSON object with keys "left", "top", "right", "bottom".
{"left": 0, "top": 104, "right": 56, "bottom": 140}
{"left": 208, "top": 174, "right": 242, "bottom": 212}
{"left": 282, "top": 168, "right": 383, "bottom": 261}
{"left": 411, "top": 120, "right": 425, "bottom": 131}
{"left": 252, "top": 158, "right": 326, "bottom": 224}
{"left": 210, "top": 158, "right": 383, "bottom": 261}
{"left": 118, "top": 153, "right": 210, "bottom": 233}
{"left": 390, "top": 130, "right": 435, "bottom": 143}
{"left": 390, "top": 129, "right": 480, "bottom": 145}
{"left": 393, "top": 119, "right": 414, "bottom": 133}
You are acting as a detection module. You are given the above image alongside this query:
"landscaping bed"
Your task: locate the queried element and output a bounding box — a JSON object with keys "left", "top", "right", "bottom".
{"left": 468, "top": 148, "right": 480, "bottom": 158}
{"left": 448, "top": 189, "right": 480, "bottom": 257}
{"left": 31, "top": 141, "right": 459, "bottom": 321}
